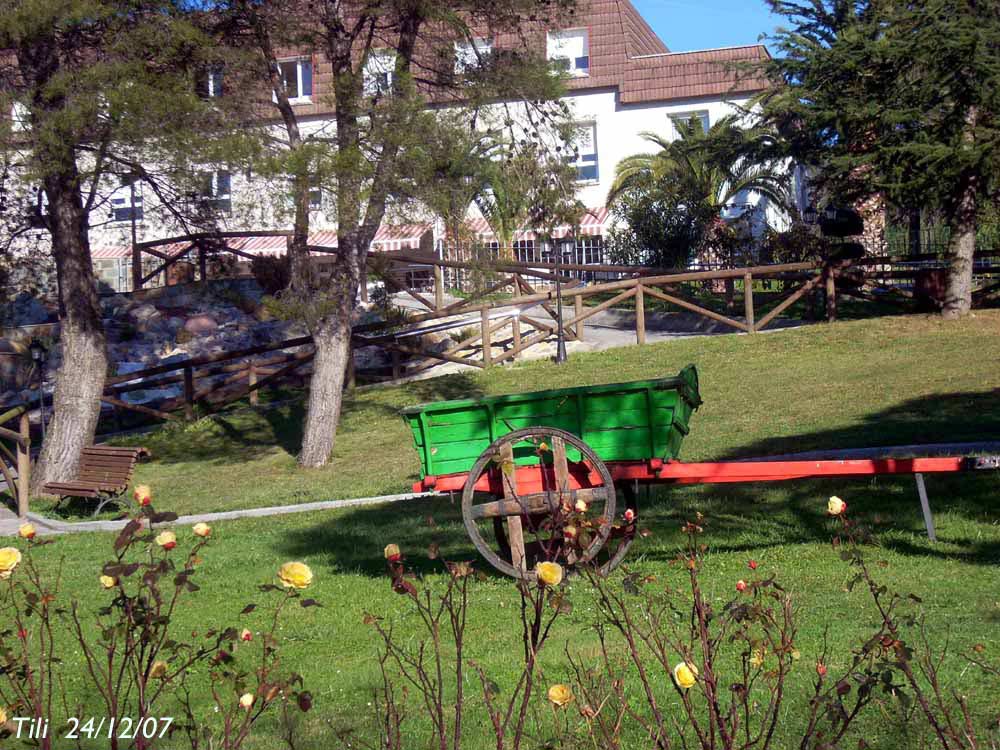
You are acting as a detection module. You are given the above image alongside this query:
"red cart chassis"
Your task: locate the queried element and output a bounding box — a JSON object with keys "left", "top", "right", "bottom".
{"left": 415, "top": 454, "right": 1000, "bottom": 542}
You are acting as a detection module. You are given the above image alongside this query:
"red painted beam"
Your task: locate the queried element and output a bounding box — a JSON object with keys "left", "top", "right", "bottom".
{"left": 413, "top": 456, "right": 980, "bottom": 494}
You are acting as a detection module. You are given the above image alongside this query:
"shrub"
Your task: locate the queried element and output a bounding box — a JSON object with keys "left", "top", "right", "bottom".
{"left": 353, "top": 498, "right": 1000, "bottom": 750}
{"left": 250, "top": 255, "right": 291, "bottom": 296}
{"left": 0, "top": 487, "right": 314, "bottom": 749}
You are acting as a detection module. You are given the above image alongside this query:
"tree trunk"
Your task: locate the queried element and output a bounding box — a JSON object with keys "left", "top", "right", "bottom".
{"left": 297, "top": 254, "right": 360, "bottom": 468}
{"left": 297, "top": 314, "right": 353, "bottom": 468}
{"left": 942, "top": 107, "right": 979, "bottom": 320}
{"left": 32, "top": 168, "right": 108, "bottom": 492}
{"left": 942, "top": 172, "right": 977, "bottom": 319}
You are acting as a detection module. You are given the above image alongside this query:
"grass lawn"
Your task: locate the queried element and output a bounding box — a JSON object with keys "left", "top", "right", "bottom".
{"left": 11, "top": 311, "right": 1000, "bottom": 748}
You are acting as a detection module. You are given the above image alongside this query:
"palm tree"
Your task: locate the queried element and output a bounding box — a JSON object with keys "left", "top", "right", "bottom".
{"left": 607, "top": 115, "right": 792, "bottom": 226}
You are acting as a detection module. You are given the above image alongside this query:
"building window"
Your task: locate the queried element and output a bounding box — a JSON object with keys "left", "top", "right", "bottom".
{"left": 29, "top": 187, "right": 48, "bottom": 228}
{"left": 10, "top": 101, "right": 30, "bottom": 132}
{"left": 200, "top": 170, "right": 232, "bottom": 214}
{"left": 670, "top": 111, "right": 710, "bottom": 137}
{"left": 571, "top": 123, "right": 598, "bottom": 182}
{"left": 547, "top": 29, "right": 590, "bottom": 77}
{"left": 513, "top": 239, "right": 537, "bottom": 263}
{"left": 309, "top": 177, "right": 322, "bottom": 210}
{"left": 455, "top": 38, "right": 493, "bottom": 73}
{"left": 276, "top": 58, "right": 313, "bottom": 103}
{"left": 204, "top": 67, "right": 224, "bottom": 98}
{"left": 364, "top": 50, "right": 396, "bottom": 95}
{"left": 110, "top": 174, "right": 143, "bottom": 222}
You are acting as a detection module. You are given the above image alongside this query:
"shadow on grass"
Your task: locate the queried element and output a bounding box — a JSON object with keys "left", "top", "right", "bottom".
{"left": 270, "top": 469, "right": 1000, "bottom": 582}
{"left": 718, "top": 389, "right": 1000, "bottom": 460}
{"left": 129, "top": 372, "right": 485, "bottom": 467}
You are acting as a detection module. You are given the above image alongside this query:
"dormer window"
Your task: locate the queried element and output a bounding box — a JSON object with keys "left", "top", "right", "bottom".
{"left": 364, "top": 50, "right": 397, "bottom": 95}
{"left": 547, "top": 29, "right": 590, "bottom": 77}
{"left": 276, "top": 58, "right": 313, "bottom": 103}
{"left": 455, "top": 38, "right": 493, "bottom": 73}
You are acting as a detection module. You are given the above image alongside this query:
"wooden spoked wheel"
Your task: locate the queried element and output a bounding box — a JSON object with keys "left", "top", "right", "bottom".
{"left": 461, "top": 427, "right": 617, "bottom": 579}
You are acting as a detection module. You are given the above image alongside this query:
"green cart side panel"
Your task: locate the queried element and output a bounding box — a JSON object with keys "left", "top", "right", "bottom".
{"left": 402, "top": 365, "right": 701, "bottom": 479}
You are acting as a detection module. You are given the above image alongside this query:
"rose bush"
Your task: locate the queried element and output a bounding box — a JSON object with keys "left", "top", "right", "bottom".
{"left": 0, "top": 485, "right": 316, "bottom": 750}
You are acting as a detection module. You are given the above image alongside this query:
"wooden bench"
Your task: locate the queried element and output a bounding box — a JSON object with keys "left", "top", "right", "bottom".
{"left": 43, "top": 445, "right": 151, "bottom": 516}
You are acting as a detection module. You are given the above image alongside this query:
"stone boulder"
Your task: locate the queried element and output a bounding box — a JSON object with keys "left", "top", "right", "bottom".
{"left": 183, "top": 314, "right": 219, "bottom": 336}
{"left": 128, "top": 303, "right": 163, "bottom": 332}
{"left": 5, "top": 292, "right": 50, "bottom": 326}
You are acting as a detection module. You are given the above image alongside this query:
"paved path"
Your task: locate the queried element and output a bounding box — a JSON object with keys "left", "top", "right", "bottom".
{"left": 2, "top": 441, "right": 997, "bottom": 538}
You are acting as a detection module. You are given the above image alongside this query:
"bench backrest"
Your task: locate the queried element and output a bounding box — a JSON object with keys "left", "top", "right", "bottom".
{"left": 76, "top": 446, "right": 151, "bottom": 492}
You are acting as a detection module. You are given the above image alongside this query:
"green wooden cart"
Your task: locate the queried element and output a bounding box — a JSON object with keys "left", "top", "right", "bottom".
{"left": 403, "top": 365, "right": 702, "bottom": 577}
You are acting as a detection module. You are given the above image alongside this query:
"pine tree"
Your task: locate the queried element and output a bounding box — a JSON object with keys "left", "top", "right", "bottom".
{"left": 219, "top": 0, "right": 579, "bottom": 468}
{"left": 1, "top": 0, "right": 245, "bottom": 488}
{"left": 757, "top": 0, "right": 1000, "bottom": 317}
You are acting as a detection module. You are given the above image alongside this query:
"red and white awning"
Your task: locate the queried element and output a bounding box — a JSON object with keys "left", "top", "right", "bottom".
{"left": 96, "top": 223, "right": 433, "bottom": 261}
{"left": 459, "top": 207, "right": 610, "bottom": 242}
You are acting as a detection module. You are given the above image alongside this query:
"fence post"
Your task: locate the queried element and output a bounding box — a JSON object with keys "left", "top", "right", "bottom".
{"left": 511, "top": 316, "right": 521, "bottom": 360}
{"left": 825, "top": 264, "right": 838, "bottom": 322}
{"left": 17, "top": 412, "right": 30, "bottom": 518}
{"left": 391, "top": 349, "right": 402, "bottom": 380}
{"left": 132, "top": 243, "right": 143, "bottom": 292}
{"left": 434, "top": 263, "right": 444, "bottom": 311}
{"left": 744, "top": 271, "right": 756, "bottom": 333}
{"left": 198, "top": 243, "right": 207, "bottom": 282}
{"left": 183, "top": 366, "right": 194, "bottom": 420}
{"left": 481, "top": 308, "right": 492, "bottom": 368}
{"left": 574, "top": 295, "right": 584, "bottom": 342}
{"left": 635, "top": 284, "right": 646, "bottom": 345}
{"left": 248, "top": 361, "right": 258, "bottom": 406}
{"left": 346, "top": 344, "right": 356, "bottom": 392}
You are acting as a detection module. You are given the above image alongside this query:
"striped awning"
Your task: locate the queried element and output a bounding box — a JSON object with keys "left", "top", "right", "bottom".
{"left": 460, "top": 207, "right": 610, "bottom": 241}
{"left": 101, "top": 223, "right": 433, "bottom": 261}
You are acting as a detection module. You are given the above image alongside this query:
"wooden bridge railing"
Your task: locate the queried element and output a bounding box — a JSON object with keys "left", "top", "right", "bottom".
{"left": 0, "top": 406, "right": 32, "bottom": 517}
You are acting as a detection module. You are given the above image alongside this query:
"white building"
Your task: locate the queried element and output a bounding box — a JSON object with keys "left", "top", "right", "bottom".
{"left": 12, "top": 0, "right": 777, "bottom": 290}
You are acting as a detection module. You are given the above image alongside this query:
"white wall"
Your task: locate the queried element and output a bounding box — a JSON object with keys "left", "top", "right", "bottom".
{"left": 563, "top": 89, "right": 754, "bottom": 209}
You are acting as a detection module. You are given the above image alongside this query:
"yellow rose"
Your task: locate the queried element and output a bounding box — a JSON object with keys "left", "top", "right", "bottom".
{"left": 547, "top": 684, "right": 573, "bottom": 707}
{"left": 750, "top": 649, "right": 765, "bottom": 669}
{"left": 827, "top": 496, "right": 847, "bottom": 516}
{"left": 133, "top": 485, "right": 152, "bottom": 506}
{"left": 791, "top": 649, "right": 801, "bottom": 661}
{"left": 149, "top": 660, "right": 168, "bottom": 679}
{"left": 0, "top": 705, "right": 6, "bottom": 724}
{"left": 383, "top": 544, "right": 401, "bottom": 562}
{"left": 672, "top": 661, "right": 698, "bottom": 690}
{"left": 0, "top": 547, "right": 22, "bottom": 579}
{"left": 278, "top": 561, "right": 313, "bottom": 589}
{"left": 18, "top": 523, "right": 36, "bottom": 540}
{"left": 535, "top": 561, "right": 563, "bottom": 587}
{"left": 155, "top": 531, "right": 177, "bottom": 550}
{"left": 192, "top": 523, "right": 212, "bottom": 538}
{"left": 100, "top": 575, "right": 118, "bottom": 589}
{"left": 239, "top": 692, "right": 255, "bottom": 709}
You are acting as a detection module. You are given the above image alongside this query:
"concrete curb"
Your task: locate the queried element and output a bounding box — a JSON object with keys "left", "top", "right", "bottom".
{"left": 6, "top": 491, "right": 437, "bottom": 537}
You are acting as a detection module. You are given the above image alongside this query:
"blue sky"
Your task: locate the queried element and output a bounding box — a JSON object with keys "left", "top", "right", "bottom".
{"left": 632, "top": 0, "right": 784, "bottom": 53}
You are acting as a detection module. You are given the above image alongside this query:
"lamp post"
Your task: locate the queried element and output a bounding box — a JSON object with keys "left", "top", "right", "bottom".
{"left": 553, "top": 235, "right": 573, "bottom": 364}
{"left": 28, "top": 338, "right": 47, "bottom": 441}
